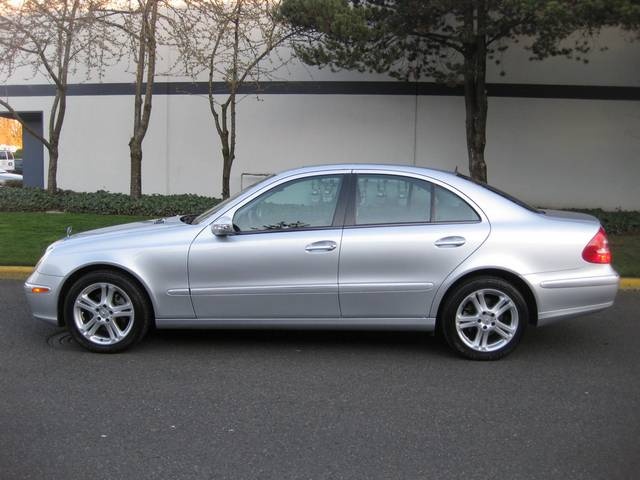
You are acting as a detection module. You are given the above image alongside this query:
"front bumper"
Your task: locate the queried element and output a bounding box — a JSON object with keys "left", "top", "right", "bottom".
{"left": 24, "top": 270, "right": 65, "bottom": 326}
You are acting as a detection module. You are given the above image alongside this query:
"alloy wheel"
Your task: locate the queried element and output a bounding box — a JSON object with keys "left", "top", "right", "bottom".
{"left": 454, "top": 288, "right": 519, "bottom": 353}
{"left": 73, "top": 282, "right": 135, "bottom": 346}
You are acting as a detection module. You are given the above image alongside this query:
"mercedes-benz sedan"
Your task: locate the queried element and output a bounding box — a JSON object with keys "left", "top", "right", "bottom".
{"left": 25, "top": 165, "right": 619, "bottom": 359}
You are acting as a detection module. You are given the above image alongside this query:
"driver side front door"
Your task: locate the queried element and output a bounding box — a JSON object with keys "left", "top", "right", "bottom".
{"left": 188, "top": 173, "right": 348, "bottom": 320}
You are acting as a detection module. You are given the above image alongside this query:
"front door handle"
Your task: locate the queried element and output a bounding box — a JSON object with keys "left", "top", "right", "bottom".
{"left": 434, "top": 236, "right": 466, "bottom": 248}
{"left": 305, "top": 240, "right": 337, "bottom": 252}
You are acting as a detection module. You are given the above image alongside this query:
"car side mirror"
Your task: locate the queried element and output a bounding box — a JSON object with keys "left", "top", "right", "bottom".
{"left": 211, "top": 217, "right": 236, "bottom": 236}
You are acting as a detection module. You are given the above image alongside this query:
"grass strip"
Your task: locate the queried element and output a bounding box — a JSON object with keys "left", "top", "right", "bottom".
{"left": 0, "top": 212, "right": 638, "bottom": 277}
{"left": 0, "top": 212, "right": 150, "bottom": 266}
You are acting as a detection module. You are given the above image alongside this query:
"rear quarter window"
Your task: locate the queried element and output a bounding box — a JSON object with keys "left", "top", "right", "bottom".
{"left": 433, "top": 185, "right": 480, "bottom": 222}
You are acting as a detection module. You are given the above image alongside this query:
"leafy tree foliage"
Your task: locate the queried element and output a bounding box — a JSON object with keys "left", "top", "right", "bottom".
{"left": 281, "top": 0, "right": 625, "bottom": 182}
{"left": 615, "top": 0, "right": 640, "bottom": 34}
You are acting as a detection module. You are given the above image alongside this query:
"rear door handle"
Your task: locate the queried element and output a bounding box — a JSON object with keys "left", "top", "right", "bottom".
{"left": 305, "top": 240, "right": 337, "bottom": 252}
{"left": 434, "top": 236, "right": 466, "bottom": 248}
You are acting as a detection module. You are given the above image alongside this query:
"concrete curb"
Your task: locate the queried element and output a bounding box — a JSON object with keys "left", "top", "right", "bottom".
{"left": 2, "top": 266, "right": 639, "bottom": 289}
{"left": 620, "top": 278, "right": 640, "bottom": 290}
{"left": 0, "top": 266, "right": 34, "bottom": 279}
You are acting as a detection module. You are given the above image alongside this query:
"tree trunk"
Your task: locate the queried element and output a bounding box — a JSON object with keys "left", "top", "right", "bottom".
{"left": 220, "top": 8, "right": 240, "bottom": 200}
{"left": 224, "top": 92, "right": 237, "bottom": 200}
{"left": 47, "top": 143, "right": 58, "bottom": 193}
{"left": 219, "top": 107, "right": 234, "bottom": 199}
{"left": 128, "top": 0, "right": 158, "bottom": 200}
{"left": 129, "top": 137, "right": 143, "bottom": 198}
{"left": 462, "top": 2, "right": 488, "bottom": 183}
{"left": 222, "top": 152, "right": 232, "bottom": 199}
{"left": 47, "top": 89, "right": 67, "bottom": 193}
{"left": 463, "top": 62, "right": 488, "bottom": 183}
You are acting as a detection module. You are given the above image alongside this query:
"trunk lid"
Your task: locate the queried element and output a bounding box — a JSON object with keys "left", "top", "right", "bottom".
{"left": 541, "top": 209, "right": 601, "bottom": 226}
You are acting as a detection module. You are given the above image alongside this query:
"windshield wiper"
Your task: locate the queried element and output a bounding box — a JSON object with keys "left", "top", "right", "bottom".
{"left": 180, "top": 214, "right": 198, "bottom": 224}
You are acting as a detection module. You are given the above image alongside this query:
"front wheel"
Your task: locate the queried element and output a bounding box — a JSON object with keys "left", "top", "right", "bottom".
{"left": 64, "top": 270, "right": 152, "bottom": 353}
{"left": 440, "top": 277, "right": 528, "bottom": 360}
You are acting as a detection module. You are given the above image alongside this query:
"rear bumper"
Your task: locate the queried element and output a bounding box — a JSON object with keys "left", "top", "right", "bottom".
{"left": 526, "top": 272, "right": 619, "bottom": 326}
{"left": 24, "top": 271, "right": 64, "bottom": 326}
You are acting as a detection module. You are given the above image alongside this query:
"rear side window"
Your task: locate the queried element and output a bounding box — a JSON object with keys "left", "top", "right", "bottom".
{"left": 354, "top": 174, "right": 479, "bottom": 226}
{"left": 355, "top": 175, "right": 431, "bottom": 225}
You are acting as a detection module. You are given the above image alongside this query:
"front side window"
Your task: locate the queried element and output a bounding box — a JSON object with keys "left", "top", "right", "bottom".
{"left": 234, "top": 175, "right": 343, "bottom": 232}
{"left": 354, "top": 174, "right": 479, "bottom": 225}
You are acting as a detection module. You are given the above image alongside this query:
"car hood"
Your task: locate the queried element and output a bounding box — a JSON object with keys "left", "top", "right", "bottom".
{"left": 68, "top": 215, "right": 188, "bottom": 241}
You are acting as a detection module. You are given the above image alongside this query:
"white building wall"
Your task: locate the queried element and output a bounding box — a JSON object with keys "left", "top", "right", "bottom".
{"left": 2, "top": 28, "right": 639, "bottom": 209}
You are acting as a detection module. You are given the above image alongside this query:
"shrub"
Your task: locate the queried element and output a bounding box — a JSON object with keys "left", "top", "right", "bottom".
{"left": 569, "top": 209, "right": 640, "bottom": 235}
{"left": 0, "top": 187, "right": 220, "bottom": 217}
{"left": 1, "top": 187, "right": 638, "bottom": 234}
{"left": 2, "top": 180, "right": 23, "bottom": 188}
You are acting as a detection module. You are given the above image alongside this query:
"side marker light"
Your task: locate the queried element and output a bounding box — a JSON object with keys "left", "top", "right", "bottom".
{"left": 31, "top": 287, "right": 51, "bottom": 294}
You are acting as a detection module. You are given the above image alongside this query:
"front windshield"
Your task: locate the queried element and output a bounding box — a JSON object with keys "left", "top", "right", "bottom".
{"left": 191, "top": 175, "right": 275, "bottom": 225}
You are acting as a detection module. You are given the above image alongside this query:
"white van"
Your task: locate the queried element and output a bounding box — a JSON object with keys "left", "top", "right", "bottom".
{"left": 0, "top": 149, "right": 15, "bottom": 171}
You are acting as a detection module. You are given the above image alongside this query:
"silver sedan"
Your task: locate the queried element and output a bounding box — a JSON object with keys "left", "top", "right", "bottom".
{"left": 24, "top": 165, "right": 619, "bottom": 359}
{"left": 0, "top": 168, "right": 22, "bottom": 185}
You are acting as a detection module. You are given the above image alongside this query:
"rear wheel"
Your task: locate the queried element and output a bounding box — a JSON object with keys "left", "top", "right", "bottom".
{"left": 441, "top": 276, "right": 528, "bottom": 360}
{"left": 64, "top": 270, "right": 152, "bottom": 353}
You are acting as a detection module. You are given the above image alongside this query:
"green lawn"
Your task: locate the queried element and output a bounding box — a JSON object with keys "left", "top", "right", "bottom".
{"left": 0, "top": 212, "right": 638, "bottom": 277}
{"left": 610, "top": 234, "right": 640, "bottom": 277}
{"left": 0, "top": 212, "right": 151, "bottom": 266}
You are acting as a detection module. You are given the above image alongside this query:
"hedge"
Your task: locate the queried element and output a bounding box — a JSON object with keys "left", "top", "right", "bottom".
{"left": 0, "top": 187, "right": 220, "bottom": 217}
{"left": 0, "top": 187, "right": 638, "bottom": 234}
{"left": 567, "top": 209, "right": 640, "bottom": 235}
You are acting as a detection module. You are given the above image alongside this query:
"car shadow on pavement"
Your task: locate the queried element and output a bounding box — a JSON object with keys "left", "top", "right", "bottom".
{"left": 141, "top": 328, "right": 454, "bottom": 357}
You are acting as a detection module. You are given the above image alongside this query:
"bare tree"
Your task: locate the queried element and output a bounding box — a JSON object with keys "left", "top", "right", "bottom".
{"left": 177, "top": 0, "right": 298, "bottom": 199}
{"left": 123, "top": 0, "right": 160, "bottom": 199}
{"left": 126, "top": 0, "right": 160, "bottom": 199}
{"left": 97, "top": 0, "right": 164, "bottom": 199}
{"left": 0, "top": 0, "right": 111, "bottom": 192}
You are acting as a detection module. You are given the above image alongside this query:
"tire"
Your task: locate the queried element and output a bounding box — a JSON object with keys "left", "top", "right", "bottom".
{"left": 64, "top": 270, "right": 152, "bottom": 353}
{"left": 440, "top": 276, "right": 528, "bottom": 360}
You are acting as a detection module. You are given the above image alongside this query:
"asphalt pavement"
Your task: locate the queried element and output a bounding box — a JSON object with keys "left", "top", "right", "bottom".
{"left": 1, "top": 279, "right": 638, "bottom": 480}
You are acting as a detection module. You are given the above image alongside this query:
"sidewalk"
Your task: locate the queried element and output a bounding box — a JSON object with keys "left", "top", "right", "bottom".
{"left": 4, "top": 266, "right": 639, "bottom": 289}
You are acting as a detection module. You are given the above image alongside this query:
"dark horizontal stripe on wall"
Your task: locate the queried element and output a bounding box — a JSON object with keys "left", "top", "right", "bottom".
{"left": 0, "top": 110, "right": 42, "bottom": 121}
{"left": 1, "top": 81, "right": 639, "bottom": 100}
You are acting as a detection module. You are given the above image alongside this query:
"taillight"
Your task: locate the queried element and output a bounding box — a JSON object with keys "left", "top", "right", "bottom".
{"left": 582, "top": 227, "right": 611, "bottom": 264}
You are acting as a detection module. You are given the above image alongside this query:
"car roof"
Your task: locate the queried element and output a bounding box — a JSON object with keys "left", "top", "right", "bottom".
{"left": 271, "top": 162, "right": 478, "bottom": 196}
{"left": 275, "top": 163, "right": 451, "bottom": 178}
